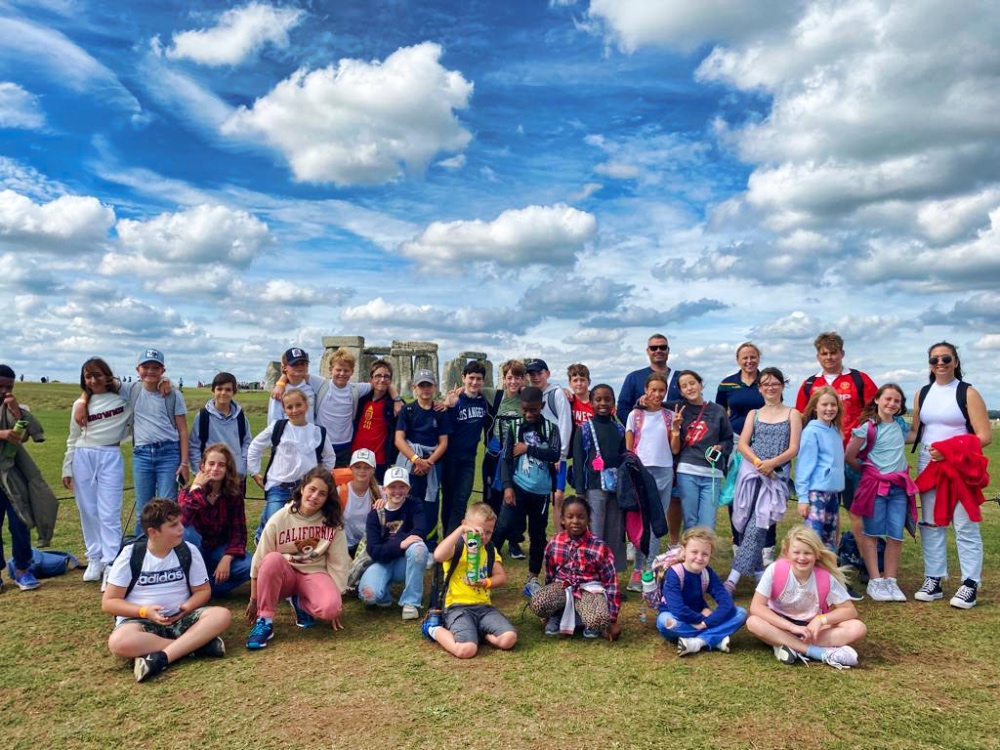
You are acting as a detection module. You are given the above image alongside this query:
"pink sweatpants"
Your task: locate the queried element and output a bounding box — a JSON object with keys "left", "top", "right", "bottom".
{"left": 256, "top": 551, "right": 343, "bottom": 621}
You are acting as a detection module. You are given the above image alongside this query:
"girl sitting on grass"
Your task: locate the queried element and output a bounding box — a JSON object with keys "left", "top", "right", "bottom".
{"left": 529, "top": 495, "right": 621, "bottom": 641}
{"left": 746, "top": 525, "right": 866, "bottom": 669}
{"left": 657, "top": 527, "right": 747, "bottom": 657}
{"left": 245, "top": 468, "right": 349, "bottom": 650}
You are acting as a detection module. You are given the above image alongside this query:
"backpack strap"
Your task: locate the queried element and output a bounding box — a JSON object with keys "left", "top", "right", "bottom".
{"left": 546, "top": 388, "right": 558, "bottom": 419}
{"left": 125, "top": 540, "right": 192, "bottom": 599}
{"left": 770, "top": 558, "right": 791, "bottom": 603}
{"left": 848, "top": 369, "right": 865, "bottom": 405}
{"left": 632, "top": 409, "right": 645, "bottom": 449}
{"left": 856, "top": 420, "right": 877, "bottom": 465}
{"left": 238, "top": 410, "right": 249, "bottom": 447}
{"left": 316, "top": 425, "right": 327, "bottom": 464}
{"left": 314, "top": 379, "right": 330, "bottom": 419}
{"left": 815, "top": 567, "right": 831, "bottom": 614}
{"left": 670, "top": 562, "right": 709, "bottom": 595}
{"left": 198, "top": 407, "right": 210, "bottom": 457}
{"left": 803, "top": 375, "right": 818, "bottom": 400}
{"left": 262, "top": 419, "right": 288, "bottom": 484}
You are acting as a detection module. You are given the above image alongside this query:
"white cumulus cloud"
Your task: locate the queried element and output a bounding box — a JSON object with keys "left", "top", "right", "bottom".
{"left": 113, "top": 204, "right": 273, "bottom": 269}
{"left": 400, "top": 204, "right": 596, "bottom": 270}
{"left": 0, "top": 189, "right": 115, "bottom": 252}
{"left": 165, "top": 3, "right": 305, "bottom": 66}
{"left": 221, "top": 42, "right": 473, "bottom": 185}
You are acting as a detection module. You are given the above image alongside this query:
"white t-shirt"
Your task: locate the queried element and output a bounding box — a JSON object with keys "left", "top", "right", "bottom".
{"left": 343, "top": 484, "right": 371, "bottom": 547}
{"left": 107, "top": 541, "right": 209, "bottom": 624}
{"left": 247, "top": 421, "right": 336, "bottom": 490}
{"left": 315, "top": 381, "right": 372, "bottom": 444}
{"left": 920, "top": 380, "right": 967, "bottom": 446}
{"left": 625, "top": 408, "right": 674, "bottom": 468}
{"left": 755, "top": 561, "right": 849, "bottom": 621}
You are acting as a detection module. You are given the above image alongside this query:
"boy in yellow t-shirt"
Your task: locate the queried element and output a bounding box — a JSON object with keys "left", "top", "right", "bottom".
{"left": 422, "top": 502, "right": 517, "bottom": 658}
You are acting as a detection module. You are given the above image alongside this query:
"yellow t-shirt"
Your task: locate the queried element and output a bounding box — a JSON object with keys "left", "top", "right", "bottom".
{"left": 443, "top": 543, "right": 500, "bottom": 608}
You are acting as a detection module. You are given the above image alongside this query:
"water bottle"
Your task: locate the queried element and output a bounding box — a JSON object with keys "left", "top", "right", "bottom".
{"left": 465, "top": 531, "right": 482, "bottom": 584}
{"left": 2, "top": 419, "right": 27, "bottom": 459}
{"left": 639, "top": 568, "right": 657, "bottom": 623}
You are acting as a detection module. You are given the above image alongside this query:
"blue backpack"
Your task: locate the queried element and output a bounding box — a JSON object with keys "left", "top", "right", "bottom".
{"left": 6, "top": 548, "right": 79, "bottom": 579}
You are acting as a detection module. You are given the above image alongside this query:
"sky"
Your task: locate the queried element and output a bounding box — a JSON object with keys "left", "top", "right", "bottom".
{"left": 2, "top": 0, "right": 999, "bottom": 406}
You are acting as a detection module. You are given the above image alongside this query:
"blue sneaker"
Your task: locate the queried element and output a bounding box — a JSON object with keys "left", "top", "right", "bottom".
{"left": 14, "top": 570, "right": 40, "bottom": 591}
{"left": 288, "top": 596, "right": 314, "bottom": 629}
{"left": 422, "top": 611, "right": 442, "bottom": 641}
{"left": 246, "top": 618, "right": 274, "bottom": 650}
{"left": 522, "top": 576, "right": 541, "bottom": 598}
{"left": 582, "top": 627, "right": 601, "bottom": 639}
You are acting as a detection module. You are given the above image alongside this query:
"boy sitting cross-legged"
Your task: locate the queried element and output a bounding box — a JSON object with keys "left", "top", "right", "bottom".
{"left": 423, "top": 502, "right": 517, "bottom": 658}
{"left": 102, "top": 498, "right": 231, "bottom": 682}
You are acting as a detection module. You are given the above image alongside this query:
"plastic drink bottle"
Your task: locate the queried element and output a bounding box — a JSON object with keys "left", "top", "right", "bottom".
{"left": 2, "top": 419, "right": 27, "bottom": 458}
{"left": 639, "top": 568, "right": 657, "bottom": 623}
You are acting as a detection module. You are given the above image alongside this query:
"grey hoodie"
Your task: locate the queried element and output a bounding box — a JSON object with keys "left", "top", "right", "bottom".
{"left": 188, "top": 399, "right": 251, "bottom": 476}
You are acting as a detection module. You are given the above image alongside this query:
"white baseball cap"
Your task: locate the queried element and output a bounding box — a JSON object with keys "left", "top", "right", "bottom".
{"left": 350, "top": 448, "right": 376, "bottom": 468}
{"left": 383, "top": 466, "right": 411, "bottom": 487}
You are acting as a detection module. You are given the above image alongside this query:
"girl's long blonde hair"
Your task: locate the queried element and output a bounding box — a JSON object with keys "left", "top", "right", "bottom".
{"left": 802, "top": 386, "right": 843, "bottom": 431}
{"left": 780, "top": 524, "right": 847, "bottom": 585}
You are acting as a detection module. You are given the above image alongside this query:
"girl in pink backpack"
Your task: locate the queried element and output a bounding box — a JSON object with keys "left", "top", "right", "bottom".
{"left": 746, "top": 525, "right": 866, "bottom": 669}
{"left": 656, "top": 527, "right": 746, "bottom": 657}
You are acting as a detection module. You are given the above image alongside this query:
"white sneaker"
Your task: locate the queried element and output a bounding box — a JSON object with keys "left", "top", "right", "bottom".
{"left": 886, "top": 578, "right": 907, "bottom": 602}
{"left": 676, "top": 637, "right": 706, "bottom": 657}
{"left": 866, "top": 578, "right": 893, "bottom": 602}
{"left": 401, "top": 605, "right": 420, "bottom": 620}
{"left": 821, "top": 645, "right": 859, "bottom": 670}
{"left": 82, "top": 560, "right": 104, "bottom": 582}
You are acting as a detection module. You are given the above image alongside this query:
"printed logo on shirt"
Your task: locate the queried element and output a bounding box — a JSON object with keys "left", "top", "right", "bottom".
{"left": 137, "top": 566, "right": 186, "bottom": 586}
{"left": 685, "top": 420, "right": 708, "bottom": 446}
{"left": 88, "top": 405, "right": 126, "bottom": 423}
{"left": 456, "top": 405, "right": 486, "bottom": 422}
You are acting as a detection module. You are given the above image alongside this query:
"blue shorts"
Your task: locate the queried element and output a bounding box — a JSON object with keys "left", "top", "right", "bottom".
{"left": 862, "top": 485, "right": 907, "bottom": 541}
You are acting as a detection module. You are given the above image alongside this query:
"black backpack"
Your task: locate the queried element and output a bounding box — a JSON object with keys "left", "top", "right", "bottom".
{"left": 262, "top": 419, "right": 327, "bottom": 484}
{"left": 115, "top": 536, "right": 193, "bottom": 598}
{"left": 911, "top": 381, "right": 973, "bottom": 453}
{"left": 427, "top": 538, "right": 497, "bottom": 613}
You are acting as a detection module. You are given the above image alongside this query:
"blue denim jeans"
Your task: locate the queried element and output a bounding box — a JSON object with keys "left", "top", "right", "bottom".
{"left": 357, "top": 541, "right": 428, "bottom": 608}
{"left": 676, "top": 472, "right": 720, "bottom": 531}
{"left": 918, "top": 449, "right": 983, "bottom": 583}
{"left": 132, "top": 440, "right": 181, "bottom": 535}
{"left": 0, "top": 486, "right": 32, "bottom": 571}
{"left": 255, "top": 485, "right": 293, "bottom": 544}
{"left": 183, "top": 526, "right": 252, "bottom": 597}
{"left": 656, "top": 606, "right": 747, "bottom": 649}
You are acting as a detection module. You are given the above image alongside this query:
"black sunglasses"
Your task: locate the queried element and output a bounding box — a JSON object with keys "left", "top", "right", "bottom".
{"left": 648, "top": 345, "right": 669, "bottom": 352}
{"left": 928, "top": 356, "right": 954, "bottom": 365}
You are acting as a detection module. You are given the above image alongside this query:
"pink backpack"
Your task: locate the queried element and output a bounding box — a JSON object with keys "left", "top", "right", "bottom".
{"left": 770, "top": 558, "right": 831, "bottom": 614}
{"left": 631, "top": 408, "right": 672, "bottom": 451}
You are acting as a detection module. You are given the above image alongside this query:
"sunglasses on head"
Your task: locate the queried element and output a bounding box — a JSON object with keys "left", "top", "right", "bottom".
{"left": 648, "top": 345, "right": 669, "bottom": 352}
{"left": 928, "top": 356, "right": 954, "bottom": 365}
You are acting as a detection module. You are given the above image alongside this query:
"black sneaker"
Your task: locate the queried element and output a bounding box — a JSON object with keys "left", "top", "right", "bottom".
{"left": 844, "top": 583, "right": 864, "bottom": 602}
{"left": 508, "top": 542, "right": 526, "bottom": 560}
{"left": 195, "top": 636, "right": 226, "bottom": 658}
{"left": 949, "top": 579, "right": 978, "bottom": 610}
{"left": 134, "top": 651, "right": 169, "bottom": 683}
{"left": 914, "top": 576, "right": 943, "bottom": 602}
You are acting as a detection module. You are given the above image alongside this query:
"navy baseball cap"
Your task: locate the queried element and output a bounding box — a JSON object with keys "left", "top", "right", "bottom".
{"left": 284, "top": 347, "right": 309, "bottom": 365}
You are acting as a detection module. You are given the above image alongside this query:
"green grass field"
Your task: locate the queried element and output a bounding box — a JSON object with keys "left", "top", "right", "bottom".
{"left": 2, "top": 383, "right": 998, "bottom": 750}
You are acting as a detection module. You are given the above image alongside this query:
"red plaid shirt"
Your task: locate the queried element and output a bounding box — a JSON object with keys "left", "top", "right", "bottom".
{"left": 179, "top": 486, "right": 247, "bottom": 557}
{"left": 544, "top": 530, "right": 621, "bottom": 621}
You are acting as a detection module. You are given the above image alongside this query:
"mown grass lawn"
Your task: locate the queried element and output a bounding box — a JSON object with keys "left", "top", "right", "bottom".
{"left": 2, "top": 383, "right": 998, "bottom": 750}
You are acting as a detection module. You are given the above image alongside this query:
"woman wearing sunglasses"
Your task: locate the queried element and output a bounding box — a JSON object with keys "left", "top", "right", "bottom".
{"left": 908, "top": 342, "right": 992, "bottom": 610}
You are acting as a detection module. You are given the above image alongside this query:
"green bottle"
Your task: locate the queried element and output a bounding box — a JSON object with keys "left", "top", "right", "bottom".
{"left": 2, "top": 419, "right": 27, "bottom": 459}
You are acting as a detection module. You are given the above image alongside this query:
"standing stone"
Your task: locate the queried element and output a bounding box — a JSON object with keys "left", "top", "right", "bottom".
{"left": 264, "top": 361, "right": 282, "bottom": 390}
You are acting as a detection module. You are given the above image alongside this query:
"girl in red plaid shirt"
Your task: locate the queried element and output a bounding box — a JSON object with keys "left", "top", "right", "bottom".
{"left": 529, "top": 496, "right": 621, "bottom": 640}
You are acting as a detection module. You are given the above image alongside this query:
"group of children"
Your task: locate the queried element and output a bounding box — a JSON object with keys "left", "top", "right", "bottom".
{"left": 1, "top": 331, "right": 988, "bottom": 682}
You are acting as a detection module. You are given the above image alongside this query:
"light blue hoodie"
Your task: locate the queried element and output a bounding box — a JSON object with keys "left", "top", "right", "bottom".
{"left": 794, "top": 420, "right": 845, "bottom": 498}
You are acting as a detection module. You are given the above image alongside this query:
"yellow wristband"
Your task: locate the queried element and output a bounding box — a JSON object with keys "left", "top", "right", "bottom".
{"left": 819, "top": 614, "right": 828, "bottom": 627}
{"left": 753, "top": 457, "right": 762, "bottom": 467}
{"left": 411, "top": 454, "right": 419, "bottom": 463}
{"left": 138, "top": 606, "right": 148, "bottom": 619}
{"left": 484, "top": 577, "right": 492, "bottom": 589}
